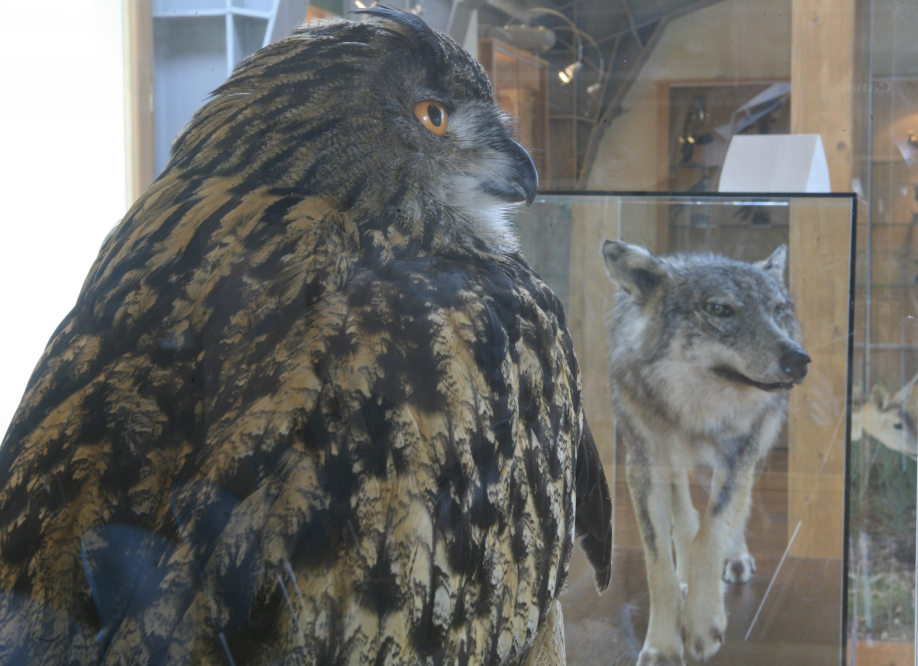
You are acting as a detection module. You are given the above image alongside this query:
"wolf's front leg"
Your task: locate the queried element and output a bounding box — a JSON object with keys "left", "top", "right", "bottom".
{"left": 671, "top": 468, "right": 699, "bottom": 590}
{"left": 682, "top": 463, "right": 756, "bottom": 661}
{"left": 721, "top": 451, "right": 769, "bottom": 584}
{"left": 627, "top": 460, "right": 685, "bottom": 666}
{"left": 722, "top": 521, "right": 756, "bottom": 583}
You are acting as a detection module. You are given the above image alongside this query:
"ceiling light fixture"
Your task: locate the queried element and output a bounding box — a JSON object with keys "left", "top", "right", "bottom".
{"left": 504, "top": 8, "right": 604, "bottom": 94}
{"left": 558, "top": 61, "right": 582, "bottom": 84}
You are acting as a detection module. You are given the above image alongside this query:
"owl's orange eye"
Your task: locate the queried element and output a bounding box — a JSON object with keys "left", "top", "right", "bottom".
{"left": 413, "top": 100, "right": 449, "bottom": 136}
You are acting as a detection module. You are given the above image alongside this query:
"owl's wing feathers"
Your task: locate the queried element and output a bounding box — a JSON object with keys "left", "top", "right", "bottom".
{"left": 574, "top": 417, "right": 613, "bottom": 592}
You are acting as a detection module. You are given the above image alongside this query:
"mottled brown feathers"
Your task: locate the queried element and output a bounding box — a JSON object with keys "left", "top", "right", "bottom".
{"left": 0, "top": 9, "right": 609, "bottom": 665}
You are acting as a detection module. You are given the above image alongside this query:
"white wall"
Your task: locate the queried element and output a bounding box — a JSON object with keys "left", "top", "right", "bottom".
{"left": 0, "top": 2, "right": 126, "bottom": 436}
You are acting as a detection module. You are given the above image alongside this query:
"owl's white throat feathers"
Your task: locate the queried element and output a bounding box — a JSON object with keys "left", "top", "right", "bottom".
{"left": 436, "top": 105, "right": 524, "bottom": 254}
{"left": 440, "top": 175, "right": 520, "bottom": 254}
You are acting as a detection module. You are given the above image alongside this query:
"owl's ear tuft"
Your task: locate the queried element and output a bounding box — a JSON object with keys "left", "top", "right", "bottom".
{"left": 353, "top": 6, "right": 443, "bottom": 66}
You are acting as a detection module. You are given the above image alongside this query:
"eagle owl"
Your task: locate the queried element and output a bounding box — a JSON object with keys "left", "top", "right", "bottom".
{"left": 0, "top": 8, "right": 611, "bottom": 665}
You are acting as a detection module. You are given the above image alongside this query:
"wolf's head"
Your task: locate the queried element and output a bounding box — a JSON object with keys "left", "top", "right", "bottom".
{"left": 601, "top": 240, "right": 809, "bottom": 395}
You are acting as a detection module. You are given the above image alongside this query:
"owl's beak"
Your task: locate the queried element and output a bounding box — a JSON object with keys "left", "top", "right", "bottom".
{"left": 509, "top": 140, "right": 538, "bottom": 206}
{"left": 484, "top": 140, "right": 538, "bottom": 207}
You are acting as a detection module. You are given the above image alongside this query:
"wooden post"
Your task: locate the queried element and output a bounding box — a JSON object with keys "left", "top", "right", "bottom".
{"left": 787, "top": 202, "right": 851, "bottom": 559}
{"left": 567, "top": 200, "right": 627, "bottom": 543}
{"left": 790, "top": 0, "right": 856, "bottom": 192}
{"left": 123, "top": 0, "right": 156, "bottom": 207}
{"left": 568, "top": 200, "right": 620, "bottom": 466}
{"left": 787, "top": 0, "right": 856, "bottom": 559}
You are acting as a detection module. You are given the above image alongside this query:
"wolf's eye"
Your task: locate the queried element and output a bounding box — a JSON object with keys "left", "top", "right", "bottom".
{"left": 704, "top": 302, "right": 733, "bottom": 317}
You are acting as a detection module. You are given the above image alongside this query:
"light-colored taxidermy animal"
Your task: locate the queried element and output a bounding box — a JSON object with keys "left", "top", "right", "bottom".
{"left": 601, "top": 240, "right": 810, "bottom": 665}
{"left": 851, "top": 374, "right": 918, "bottom": 459}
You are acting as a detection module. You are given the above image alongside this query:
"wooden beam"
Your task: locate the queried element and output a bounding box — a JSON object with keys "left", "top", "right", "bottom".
{"left": 566, "top": 200, "right": 621, "bottom": 539}
{"left": 790, "top": 0, "right": 856, "bottom": 192}
{"left": 787, "top": 0, "right": 857, "bottom": 559}
{"left": 123, "top": 0, "right": 156, "bottom": 207}
{"left": 787, "top": 200, "right": 852, "bottom": 560}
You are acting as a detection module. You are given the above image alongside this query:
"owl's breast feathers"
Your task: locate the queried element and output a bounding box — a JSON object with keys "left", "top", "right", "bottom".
{"left": 0, "top": 10, "right": 610, "bottom": 666}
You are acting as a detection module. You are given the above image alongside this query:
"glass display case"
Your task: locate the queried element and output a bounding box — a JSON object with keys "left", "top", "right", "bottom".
{"left": 511, "top": 192, "right": 858, "bottom": 666}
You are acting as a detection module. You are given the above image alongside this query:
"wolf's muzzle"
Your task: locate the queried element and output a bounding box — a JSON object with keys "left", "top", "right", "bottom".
{"left": 781, "top": 349, "right": 811, "bottom": 382}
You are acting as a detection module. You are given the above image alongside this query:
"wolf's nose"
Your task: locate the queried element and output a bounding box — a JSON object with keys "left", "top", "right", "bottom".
{"left": 781, "top": 350, "right": 811, "bottom": 380}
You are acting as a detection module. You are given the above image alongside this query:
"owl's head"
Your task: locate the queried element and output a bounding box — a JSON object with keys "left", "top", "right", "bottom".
{"left": 168, "top": 7, "right": 537, "bottom": 257}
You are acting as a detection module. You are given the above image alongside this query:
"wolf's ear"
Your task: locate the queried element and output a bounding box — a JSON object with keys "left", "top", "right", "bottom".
{"left": 601, "top": 240, "right": 668, "bottom": 304}
{"left": 757, "top": 245, "right": 788, "bottom": 283}
{"left": 892, "top": 371, "right": 918, "bottom": 407}
{"left": 870, "top": 384, "right": 889, "bottom": 409}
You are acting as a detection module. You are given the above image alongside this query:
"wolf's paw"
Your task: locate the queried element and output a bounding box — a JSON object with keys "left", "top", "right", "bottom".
{"left": 722, "top": 554, "right": 756, "bottom": 583}
{"left": 636, "top": 648, "right": 685, "bottom": 666}
{"left": 682, "top": 595, "right": 726, "bottom": 661}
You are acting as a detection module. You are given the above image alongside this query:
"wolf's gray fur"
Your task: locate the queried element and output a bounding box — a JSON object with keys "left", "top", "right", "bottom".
{"left": 601, "top": 241, "right": 809, "bottom": 666}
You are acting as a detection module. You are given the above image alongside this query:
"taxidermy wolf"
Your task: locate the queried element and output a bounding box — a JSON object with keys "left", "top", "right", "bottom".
{"left": 601, "top": 241, "right": 810, "bottom": 665}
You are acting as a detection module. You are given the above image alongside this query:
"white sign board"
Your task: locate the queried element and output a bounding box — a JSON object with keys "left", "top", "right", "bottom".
{"left": 718, "top": 134, "right": 831, "bottom": 193}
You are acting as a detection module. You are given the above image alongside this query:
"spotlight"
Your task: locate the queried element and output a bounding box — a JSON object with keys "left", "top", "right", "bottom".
{"left": 558, "top": 61, "right": 582, "bottom": 84}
